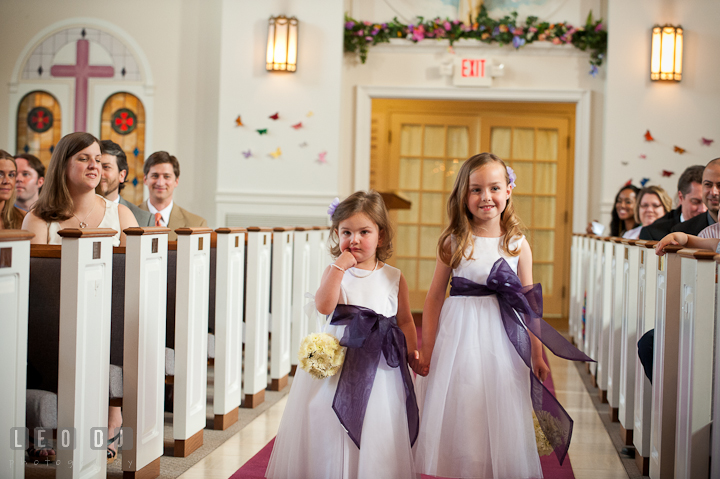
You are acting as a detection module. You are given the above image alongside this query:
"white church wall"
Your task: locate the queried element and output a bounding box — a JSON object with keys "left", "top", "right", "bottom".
{"left": 600, "top": 0, "right": 720, "bottom": 227}
{"left": 213, "top": 0, "right": 344, "bottom": 228}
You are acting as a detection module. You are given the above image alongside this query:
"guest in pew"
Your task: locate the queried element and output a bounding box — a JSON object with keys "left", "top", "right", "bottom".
{"left": 623, "top": 185, "right": 672, "bottom": 239}
{"left": 96, "top": 140, "right": 153, "bottom": 226}
{"left": 586, "top": 184, "right": 640, "bottom": 236}
{"left": 138, "top": 151, "right": 207, "bottom": 241}
{"left": 639, "top": 165, "right": 706, "bottom": 240}
{"left": 669, "top": 157, "right": 720, "bottom": 236}
{"left": 14, "top": 153, "right": 45, "bottom": 212}
{"left": 21, "top": 133, "right": 138, "bottom": 463}
{"left": 0, "top": 150, "right": 26, "bottom": 229}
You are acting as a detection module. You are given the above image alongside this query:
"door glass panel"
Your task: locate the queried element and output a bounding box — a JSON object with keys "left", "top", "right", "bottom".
{"left": 423, "top": 125, "right": 445, "bottom": 157}
{"left": 447, "top": 126, "right": 469, "bottom": 158}
{"left": 513, "top": 196, "right": 532, "bottom": 226}
{"left": 534, "top": 264, "right": 554, "bottom": 295}
{"left": 399, "top": 158, "right": 421, "bottom": 189}
{"left": 535, "top": 163, "right": 557, "bottom": 194}
{"left": 421, "top": 193, "right": 444, "bottom": 224}
{"left": 397, "top": 191, "right": 419, "bottom": 223}
{"left": 510, "top": 161, "right": 533, "bottom": 195}
{"left": 419, "top": 259, "right": 437, "bottom": 291}
{"left": 491, "top": 127, "right": 511, "bottom": 158}
{"left": 396, "top": 225, "right": 418, "bottom": 256}
{"left": 534, "top": 197, "right": 556, "bottom": 228}
{"left": 419, "top": 226, "right": 442, "bottom": 257}
{"left": 400, "top": 125, "right": 422, "bottom": 156}
{"left": 422, "top": 159, "right": 445, "bottom": 190}
{"left": 533, "top": 230, "right": 555, "bottom": 262}
{"left": 536, "top": 129, "right": 558, "bottom": 161}
{"left": 512, "top": 128, "right": 535, "bottom": 159}
{"left": 396, "top": 259, "right": 417, "bottom": 289}
{"left": 445, "top": 159, "right": 463, "bottom": 190}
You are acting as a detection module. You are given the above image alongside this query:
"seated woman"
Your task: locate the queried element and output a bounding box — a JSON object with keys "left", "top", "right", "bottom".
{"left": 22, "top": 132, "right": 138, "bottom": 463}
{"left": 623, "top": 185, "right": 672, "bottom": 239}
{"left": 586, "top": 184, "right": 640, "bottom": 237}
{"left": 0, "top": 150, "right": 26, "bottom": 229}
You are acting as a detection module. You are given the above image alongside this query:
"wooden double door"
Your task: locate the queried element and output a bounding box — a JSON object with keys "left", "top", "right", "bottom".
{"left": 370, "top": 99, "right": 575, "bottom": 317}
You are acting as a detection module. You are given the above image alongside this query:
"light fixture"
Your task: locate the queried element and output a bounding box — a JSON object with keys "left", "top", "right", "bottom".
{"left": 266, "top": 15, "right": 298, "bottom": 72}
{"left": 650, "top": 24, "right": 683, "bottom": 81}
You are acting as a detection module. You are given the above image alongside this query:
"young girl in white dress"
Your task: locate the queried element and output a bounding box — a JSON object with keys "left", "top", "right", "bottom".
{"left": 266, "top": 190, "right": 423, "bottom": 479}
{"left": 414, "top": 153, "right": 591, "bottom": 479}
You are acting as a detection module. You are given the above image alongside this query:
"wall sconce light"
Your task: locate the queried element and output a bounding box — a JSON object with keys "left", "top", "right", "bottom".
{"left": 266, "top": 15, "right": 298, "bottom": 72}
{"left": 650, "top": 24, "right": 683, "bottom": 81}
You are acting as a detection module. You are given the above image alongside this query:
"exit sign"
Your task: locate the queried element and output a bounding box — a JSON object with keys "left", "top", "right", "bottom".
{"left": 453, "top": 57, "right": 492, "bottom": 87}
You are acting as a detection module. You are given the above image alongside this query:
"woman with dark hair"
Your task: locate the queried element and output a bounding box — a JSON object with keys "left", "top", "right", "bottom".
{"left": 586, "top": 184, "right": 640, "bottom": 237}
{"left": 21, "top": 132, "right": 137, "bottom": 463}
{"left": 0, "top": 149, "right": 26, "bottom": 229}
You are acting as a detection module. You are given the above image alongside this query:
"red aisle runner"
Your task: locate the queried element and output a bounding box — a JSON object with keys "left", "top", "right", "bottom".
{"left": 231, "top": 349, "right": 575, "bottom": 479}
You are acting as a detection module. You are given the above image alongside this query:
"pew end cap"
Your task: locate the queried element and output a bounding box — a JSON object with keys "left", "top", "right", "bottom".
{"left": 124, "top": 227, "right": 171, "bottom": 236}
{"left": 57, "top": 227, "right": 117, "bottom": 238}
{"left": 0, "top": 229, "right": 34, "bottom": 242}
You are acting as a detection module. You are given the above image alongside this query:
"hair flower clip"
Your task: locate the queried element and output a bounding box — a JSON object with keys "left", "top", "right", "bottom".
{"left": 506, "top": 166, "right": 517, "bottom": 189}
{"left": 327, "top": 197, "right": 340, "bottom": 217}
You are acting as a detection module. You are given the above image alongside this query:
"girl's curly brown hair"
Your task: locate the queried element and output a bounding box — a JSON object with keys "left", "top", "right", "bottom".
{"left": 328, "top": 190, "right": 394, "bottom": 262}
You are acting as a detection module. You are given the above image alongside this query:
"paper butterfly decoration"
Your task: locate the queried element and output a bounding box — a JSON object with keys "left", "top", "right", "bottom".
{"left": 674, "top": 146, "right": 686, "bottom": 154}
{"left": 299, "top": 142, "right": 308, "bottom": 147}
{"left": 644, "top": 130, "right": 654, "bottom": 142}
{"left": 269, "top": 147, "right": 282, "bottom": 159}
{"left": 621, "top": 161, "right": 629, "bottom": 166}
{"left": 640, "top": 177, "right": 650, "bottom": 187}
{"left": 702, "top": 137, "right": 715, "bottom": 146}
{"left": 624, "top": 179, "right": 633, "bottom": 186}
{"left": 235, "top": 116, "right": 243, "bottom": 127}
{"left": 292, "top": 122, "right": 303, "bottom": 129}
{"left": 639, "top": 154, "right": 647, "bottom": 159}
{"left": 306, "top": 111, "right": 314, "bottom": 117}
{"left": 242, "top": 150, "right": 252, "bottom": 158}
{"left": 317, "top": 151, "right": 327, "bottom": 164}
{"left": 662, "top": 170, "right": 675, "bottom": 177}
{"left": 257, "top": 129, "right": 268, "bottom": 135}
{"left": 269, "top": 113, "right": 279, "bottom": 120}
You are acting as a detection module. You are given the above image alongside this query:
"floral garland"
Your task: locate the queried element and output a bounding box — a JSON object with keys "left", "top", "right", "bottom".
{"left": 344, "top": 7, "right": 607, "bottom": 75}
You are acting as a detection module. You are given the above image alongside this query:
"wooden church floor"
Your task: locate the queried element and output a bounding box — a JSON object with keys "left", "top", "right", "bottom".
{"left": 178, "top": 349, "right": 631, "bottom": 479}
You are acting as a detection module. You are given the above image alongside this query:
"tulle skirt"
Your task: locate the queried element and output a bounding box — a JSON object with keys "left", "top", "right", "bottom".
{"left": 266, "top": 323, "right": 416, "bottom": 479}
{"left": 414, "top": 296, "right": 543, "bottom": 479}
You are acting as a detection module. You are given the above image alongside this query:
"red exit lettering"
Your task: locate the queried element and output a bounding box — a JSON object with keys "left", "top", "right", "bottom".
{"left": 461, "top": 59, "right": 486, "bottom": 78}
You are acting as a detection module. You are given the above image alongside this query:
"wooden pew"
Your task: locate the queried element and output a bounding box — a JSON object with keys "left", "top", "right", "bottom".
{"left": 588, "top": 236, "right": 604, "bottom": 380}
{"left": 633, "top": 240, "right": 658, "bottom": 475}
{"left": 244, "top": 227, "right": 272, "bottom": 408}
{"left": 308, "top": 227, "right": 331, "bottom": 333}
{"left": 607, "top": 237, "right": 625, "bottom": 421}
{"left": 584, "top": 236, "right": 598, "bottom": 358}
{"left": 673, "top": 248, "right": 716, "bottom": 479}
{"left": 569, "top": 234, "right": 581, "bottom": 345}
{"left": 172, "top": 227, "right": 213, "bottom": 457}
{"left": 121, "top": 227, "right": 171, "bottom": 478}
{"left": 712, "top": 253, "right": 720, "bottom": 479}
{"left": 0, "top": 230, "right": 34, "bottom": 479}
{"left": 55, "top": 228, "right": 116, "bottom": 479}
{"left": 576, "top": 235, "right": 589, "bottom": 348}
{"left": 649, "top": 244, "right": 683, "bottom": 479}
{"left": 596, "top": 237, "right": 614, "bottom": 403}
{"left": 290, "top": 228, "right": 313, "bottom": 375}
{"left": 213, "top": 228, "right": 246, "bottom": 430}
{"left": 270, "top": 228, "right": 294, "bottom": 391}
{"left": 618, "top": 239, "right": 640, "bottom": 444}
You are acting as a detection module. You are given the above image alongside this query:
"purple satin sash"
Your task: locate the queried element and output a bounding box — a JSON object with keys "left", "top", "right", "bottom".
{"left": 449, "top": 258, "right": 593, "bottom": 465}
{"left": 329, "top": 304, "right": 419, "bottom": 449}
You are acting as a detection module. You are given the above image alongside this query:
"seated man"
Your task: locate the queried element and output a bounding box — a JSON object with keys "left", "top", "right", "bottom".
{"left": 97, "top": 140, "right": 154, "bottom": 227}
{"left": 139, "top": 151, "right": 207, "bottom": 241}
{"left": 14, "top": 153, "right": 45, "bottom": 212}
{"left": 639, "top": 165, "right": 705, "bottom": 240}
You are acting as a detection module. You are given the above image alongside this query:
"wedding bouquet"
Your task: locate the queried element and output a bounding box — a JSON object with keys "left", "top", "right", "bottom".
{"left": 298, "top": 332, "right": 346, "bottom": 379}
{"left": 532, "top": 410, "right": 558, "bottom": 457}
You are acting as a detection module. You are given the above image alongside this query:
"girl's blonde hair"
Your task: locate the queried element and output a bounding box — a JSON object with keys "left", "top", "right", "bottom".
{"left": 0, "top": 150, "right": 24, "bottom": 230}
{"left": 329, "top": 190, "right": 394, "bottom": 262}
{"left": 634, "top": 185, "right": 673, "bottom": 224}
{"left": 439, "top": 152, "right": 523, "bottom": 268}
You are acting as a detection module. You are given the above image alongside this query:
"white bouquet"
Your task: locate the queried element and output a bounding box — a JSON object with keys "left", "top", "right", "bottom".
{"left": 298, "top": 332, "right": 346, "bottom": 379}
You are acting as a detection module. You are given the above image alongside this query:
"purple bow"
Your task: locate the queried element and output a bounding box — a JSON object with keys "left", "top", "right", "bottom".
{"left": 330, "top": 304, "right": 419, "bottom": 449}
{"left": 450, "top": 258, "right": 593, "bottom": 465}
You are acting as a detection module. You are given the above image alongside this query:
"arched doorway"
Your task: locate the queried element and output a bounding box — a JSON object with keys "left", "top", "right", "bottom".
{"left": 100, "top": 92, "right": 146, "bottom": 204}
{"left": 16, "top": 91, "right": 62, "bottom": 169}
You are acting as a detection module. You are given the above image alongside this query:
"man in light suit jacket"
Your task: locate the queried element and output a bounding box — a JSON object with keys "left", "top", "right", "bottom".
{"left": 97, "top": 140, "right": 154, "bottom": 227}
{"left": 138, "top": 151, "right": 207, "bottom": 241}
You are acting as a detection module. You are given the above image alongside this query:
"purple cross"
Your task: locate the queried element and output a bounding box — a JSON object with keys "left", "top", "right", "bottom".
{"left": 51, "top": 39, "right": 114, "bottom": 132}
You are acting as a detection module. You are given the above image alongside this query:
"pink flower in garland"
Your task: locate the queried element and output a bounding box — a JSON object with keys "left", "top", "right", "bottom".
{"left": 412, "top": 25, "right": 425, "bottom": 41}
{"left": 538, "top": 33, "right": 547, "bottom": 41}
{"left": 444, "top": 21, "right": 452, "bottom": 31}
{"left": 595, "top": 23, "right": 604, "bottom": 32}
{"left": 552, "top": 37, "right": 562, "bottom": 45}
{"left": 513, "top": 27, "right": 524, "bottom": 35}
{"left": 529, "top": 26, "right": 538, "bottom": 33}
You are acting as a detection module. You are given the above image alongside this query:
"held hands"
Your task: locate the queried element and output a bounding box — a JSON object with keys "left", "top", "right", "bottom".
{"left": 533, "top": 355, "right": 550, "bottom": 383}
{"left": 408, "top": 349, "right": 429, "bottom": 376}
{"left": 334, "top": 250, "right": 357, "bottom": 271}
{"left": 655, "top": 232, "right": 687, "bottom": 256}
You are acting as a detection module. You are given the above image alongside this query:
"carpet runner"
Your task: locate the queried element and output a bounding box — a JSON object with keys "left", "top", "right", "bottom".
{"left": 230, "top": 349, "right": 574, "bottom": 479}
